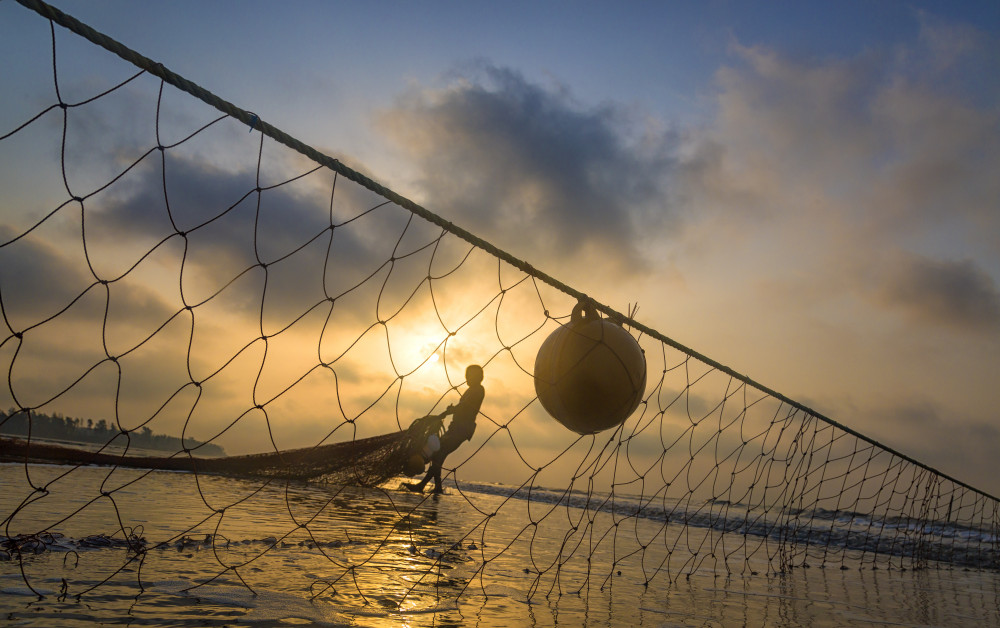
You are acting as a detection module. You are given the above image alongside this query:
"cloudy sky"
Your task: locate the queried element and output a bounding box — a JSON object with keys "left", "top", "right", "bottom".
{"left": 1, "top": 1, "right": 998, "bottom": 495}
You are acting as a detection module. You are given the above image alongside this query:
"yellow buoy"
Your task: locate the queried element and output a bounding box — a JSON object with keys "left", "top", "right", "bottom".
{"left": 534, "top": 302, "right": 646, "bottom": 435}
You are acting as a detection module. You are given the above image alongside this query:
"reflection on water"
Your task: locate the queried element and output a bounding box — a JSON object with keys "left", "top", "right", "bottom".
{"left": 2, "top": 463, "right": 1000, "bottom": 626}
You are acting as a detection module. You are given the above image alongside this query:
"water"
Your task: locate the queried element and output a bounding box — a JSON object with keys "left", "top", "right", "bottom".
{"left": 2, "top": 462, "right": 999, "bottom": 626}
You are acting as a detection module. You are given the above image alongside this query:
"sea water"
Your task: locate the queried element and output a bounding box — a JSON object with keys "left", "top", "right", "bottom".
{"left": 2, "top": 462, "right": 999, "bottom": 626}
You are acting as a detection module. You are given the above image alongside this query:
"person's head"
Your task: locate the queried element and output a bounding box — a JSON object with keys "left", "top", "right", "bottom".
{"left": 465, "top": 364, "right": 484, "bottom": 385}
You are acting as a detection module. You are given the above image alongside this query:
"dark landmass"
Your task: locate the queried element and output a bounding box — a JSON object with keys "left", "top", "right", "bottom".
{"left": 0, "top": 409, "right": 225, "bottom": 457}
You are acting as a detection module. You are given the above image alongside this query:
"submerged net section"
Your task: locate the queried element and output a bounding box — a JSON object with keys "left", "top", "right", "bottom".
{"left": 2, "top": 0, "right": 999, "bottom": 618}
{"left": 1, "top": 412, "right": 443, "bottom": 484}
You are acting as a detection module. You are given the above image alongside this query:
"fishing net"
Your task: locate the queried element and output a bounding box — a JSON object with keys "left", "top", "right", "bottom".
{"left": 2, "top": 0, "right": 999, "bottom": 619}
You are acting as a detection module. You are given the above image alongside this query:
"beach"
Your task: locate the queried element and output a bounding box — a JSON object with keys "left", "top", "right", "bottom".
{"left": 3, "top": 462, "right": 999, "bottom": 626}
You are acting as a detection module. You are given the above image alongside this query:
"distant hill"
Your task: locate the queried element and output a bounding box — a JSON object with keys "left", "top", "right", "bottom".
{"left": 0, "top": 409, "right": 226, "bottom": 457}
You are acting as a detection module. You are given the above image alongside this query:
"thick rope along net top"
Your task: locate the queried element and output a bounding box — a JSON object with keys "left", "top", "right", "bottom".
{"left": 2, "top": 0, "right": 998, "bottom": 619}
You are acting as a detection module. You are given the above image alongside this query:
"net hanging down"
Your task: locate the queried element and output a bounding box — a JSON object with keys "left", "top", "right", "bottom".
{"left": 2, "top": 0, "right": 999, "bottom": 618}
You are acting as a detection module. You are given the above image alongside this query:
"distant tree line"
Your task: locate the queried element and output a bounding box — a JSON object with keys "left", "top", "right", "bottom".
{"left": 0, "top": 409, "right": 226, "bottom": 457}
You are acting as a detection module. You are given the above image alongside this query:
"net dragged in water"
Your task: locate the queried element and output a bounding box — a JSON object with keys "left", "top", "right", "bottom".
{"left": 0, "top": 415, "right": 443, "bottom": 483}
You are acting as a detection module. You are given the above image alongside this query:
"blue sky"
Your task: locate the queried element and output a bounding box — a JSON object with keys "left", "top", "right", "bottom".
{"left": 27, "top": 2, "right": 995, "bottom": 133}
{"left": 2, "top": 0, "right": 999, "bottom": 493}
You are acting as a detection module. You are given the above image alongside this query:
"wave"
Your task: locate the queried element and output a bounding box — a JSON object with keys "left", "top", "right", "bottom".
{"left": 456, "top": 480, "right": 1000, "bottom": 570}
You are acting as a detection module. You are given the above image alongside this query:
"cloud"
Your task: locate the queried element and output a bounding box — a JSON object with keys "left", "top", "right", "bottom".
{"left": 665, "top": 22, "right": 1000, "bottom": 331}
{"left": 0, "top": 222, "right": 188, "bottom": 413}
{"left": 867, "top": 397, "right": 1000, "bottom": 496}
{"left": 878, "top": 255, "right": 1000, "bottom": 331}
{"left": 0, "top": 224, "right": 174, "bottom": 333}
{"left": 913, "top": 9, "right": 999, "bottom": 84}
{"left": 96, "top": 155, "right": 325, "bottom": 268}
{"left": 701, "top": 38, "right": 1000, "bottom": 230}
{"left": 377, "top": 64, "right": 682, "bottom": 276}
{"left": 0, "top": 224, "right": 100, "bottom": 329}
{"left": 85, "top": 152, "right": 425, "bottom": 329}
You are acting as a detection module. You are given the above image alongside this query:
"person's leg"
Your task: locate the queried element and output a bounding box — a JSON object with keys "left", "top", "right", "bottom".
{"left": 429, "top": 457, "right": 444, "bottom": 493}
{"left": 407, "top": 430, "right": 463, "bottom": 493}
{"left": 410, "top": 465, "right": 434, "bottom": 491}
{"left": 407, "top": 456, "right": 442, "bottom": 492}
{"left": 429, "top": 430, "right": 467, "bottom": 492}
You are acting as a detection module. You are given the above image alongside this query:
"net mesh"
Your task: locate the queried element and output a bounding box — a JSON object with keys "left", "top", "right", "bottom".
{"left": 2, "top": 0, "right": 999, "bottom": 616}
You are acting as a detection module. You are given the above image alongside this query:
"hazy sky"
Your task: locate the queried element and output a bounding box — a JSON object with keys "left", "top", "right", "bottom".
{"left": 2, "top": 1, "right": 999, "bottom": 494}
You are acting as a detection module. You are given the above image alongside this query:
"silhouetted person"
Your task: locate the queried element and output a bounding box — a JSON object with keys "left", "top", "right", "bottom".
{"left": 406, "top": 365, "right": 485, "bottom": 494}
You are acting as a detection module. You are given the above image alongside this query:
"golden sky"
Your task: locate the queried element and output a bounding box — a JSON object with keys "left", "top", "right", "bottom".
{"left": 1, "top": 1, "right": 998, "bottom": 496}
